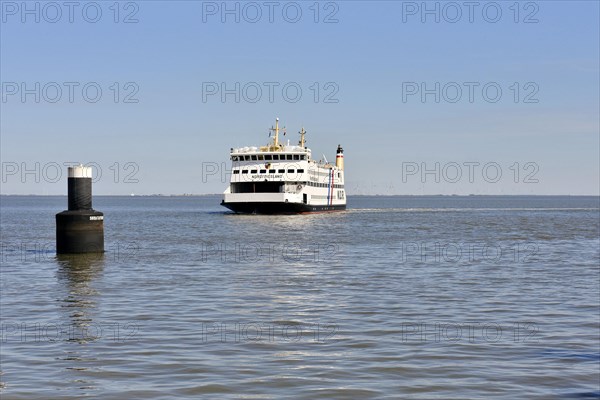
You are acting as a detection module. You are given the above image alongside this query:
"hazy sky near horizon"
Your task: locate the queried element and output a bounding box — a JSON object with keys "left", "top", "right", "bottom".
{"left": 1, "top": 1, "right": 598, "bottom": 195}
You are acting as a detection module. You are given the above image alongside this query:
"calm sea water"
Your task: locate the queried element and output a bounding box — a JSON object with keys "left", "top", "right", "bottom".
{"left": 1, "top": 195, "right": 599, "bottom": 399}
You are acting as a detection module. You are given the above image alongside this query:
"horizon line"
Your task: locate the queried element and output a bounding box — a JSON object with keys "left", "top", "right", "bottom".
{"left": 1, "top": 194, "right": 599, "bottom": 197}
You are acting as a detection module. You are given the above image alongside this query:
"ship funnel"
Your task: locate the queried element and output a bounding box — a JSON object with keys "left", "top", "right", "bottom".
{"left": 335, "top": 145, "right": 344, "bottom": 170}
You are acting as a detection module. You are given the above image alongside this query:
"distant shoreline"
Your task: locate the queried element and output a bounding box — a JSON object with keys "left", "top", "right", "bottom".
{"left": 2, "top": 194, "right": 599, "bottom": 198}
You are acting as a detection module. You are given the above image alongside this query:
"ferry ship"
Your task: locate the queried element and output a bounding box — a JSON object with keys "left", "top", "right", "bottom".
{"left": 221, "top": 118, "right": 346, "bottom": 214}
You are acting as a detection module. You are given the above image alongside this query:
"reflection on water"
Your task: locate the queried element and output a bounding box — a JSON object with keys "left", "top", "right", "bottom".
{"left": 55, "top": 254, "right": 105, "bottom": 392}
{"left": 55, "top": 253, "right": 105, "bottom": 343}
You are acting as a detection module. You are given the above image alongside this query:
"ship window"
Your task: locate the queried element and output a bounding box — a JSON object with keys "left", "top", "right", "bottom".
{"left": 272, "top": 155, "right": 279, "bottom": 160}
{"left": 251, "top": 155, "right": 257, "bottom": 161}
{"left": 265, "top": 155, "right": 272, "bottom": 161}
{"left": 231, "top": 182, "right": 283, "bottom": 193}
{"left": 286, "top": 155, "right": 293, "bottom": 160}
{"left": 241, "top": 170, "right": 248, "bottom": 174}
{"left": 257, "top": 155, "right": 264, "bottom": 161}
{"left": 297, "top": 169, "right": 304, "bottom": 173}
{"left": 231, "top": 156, "right": 238, "bottom": 161}
{"left": 293, "top": 155, "right": 300, "bottom": 160}
{"left": 287, "top": 169, "right": 294, "bottom": 173}
{"left": 338, "top": 173, "right": 341, "bottom": 178}
{"left": 251, "top": 169, "right": 257, "bottom": 173}
{"left": 233, "top": 170, "right": 240, "bottom": 174}
{"left": 301, "top": 155, "right": 306, "bottom": 160}
{"left": 260, "top": 169, "right": 266, "bottom": 174}
{"left": 278, "top": 169, "right": 285, "bottom": 173}
{"left": 269, "top": 169, "right": 275, "bottom": 173}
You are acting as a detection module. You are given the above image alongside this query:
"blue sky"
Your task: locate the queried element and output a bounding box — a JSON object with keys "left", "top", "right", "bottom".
{"left": 1, "top": 0, "right": 598, "bottom": 195}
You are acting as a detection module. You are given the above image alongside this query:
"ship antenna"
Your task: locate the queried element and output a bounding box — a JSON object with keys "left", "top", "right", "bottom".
{"left": 299, "top": 127, "right": 306, "bottom": 147}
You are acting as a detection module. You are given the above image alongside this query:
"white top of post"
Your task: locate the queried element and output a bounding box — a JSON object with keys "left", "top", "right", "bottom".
{"left": 68, "top": 165, "right": 92, "bottom": 178}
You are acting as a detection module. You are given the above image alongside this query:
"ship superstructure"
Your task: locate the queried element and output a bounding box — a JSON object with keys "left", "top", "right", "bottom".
{"left": 221, "top": 118, "right": 346, "bottom": 213}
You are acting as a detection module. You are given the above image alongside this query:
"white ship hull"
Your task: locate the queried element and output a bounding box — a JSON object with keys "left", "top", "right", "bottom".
{"left": 222, "top": 175, "right": 346, "bottom": 214}
{"left": 221, "top": 199, "right": 345, "bottom": 214}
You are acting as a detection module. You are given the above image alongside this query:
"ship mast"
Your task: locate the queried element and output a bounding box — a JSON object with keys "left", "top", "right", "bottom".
{"left": 269, "top": 118, "right": 283, "bottom": 148}
{"left": 298, "top": 127, "right": 306, "bottom": 148}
